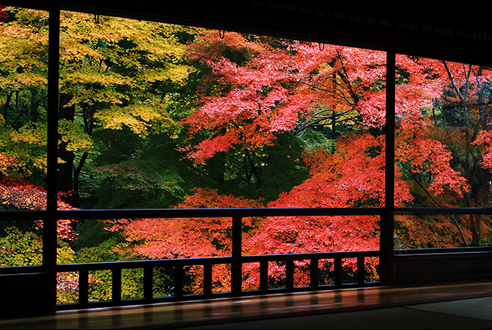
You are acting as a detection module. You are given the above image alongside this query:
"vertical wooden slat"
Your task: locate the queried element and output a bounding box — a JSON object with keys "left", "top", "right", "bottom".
{"left": 310, "top": 258, "right": 319, "bottom": 288}
{"left": 204, "top": 264, "right": 212, "bottom": 295}
{"left": 286, "top": 260, "right": 294, "bottom": 289}
{"left": 112, "top": 268, "right": 121, "bottom": 302}
{"left": 79, "top": 269, "right": 89, "bottom": 304}
{"left": 231, "top": 264, "right": 242, "bottom": 293}
{"left": 45, "top": 2, "right": 60, "bottom": 313}
{"left": 382, "top": 48, "right": 396, "bottom": 286}
{"left": 260, "top": 261, "right": 268, "bottom": 291}
{"left": 231, "top": 216, "right": 242, "bottom": 294}
{"left": 357, "top": 256, "right": 365, "bottom": 284}
{"left": 144, "top": 266, "right": 153, "bottom": 300}
{"left": 174, "top": 266, "right": 183, "bottom": 297}
{"left": 335, "top": 258, "right": 342, "bottom": 286}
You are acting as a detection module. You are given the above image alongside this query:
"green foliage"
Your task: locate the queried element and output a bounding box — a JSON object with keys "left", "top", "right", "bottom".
{"left": 0, "top": 227, "right": 42, "bottom": 267}
{"left": 76, "top": 238, "right": 133, "bottom": 301}
{"left": 215, "top": 132, "right": 310, "bottom": 202}
{"left": 0, "top": 226, "right": 77, "bottom": 267}
{"left": 93, "top": 128, "right": 189, "bottom": 209}
{"left": 74, "top": 237, "right": 171, "bottom": 301}
{"left": 73, "top": 219, "right": 118, "bottom": 250}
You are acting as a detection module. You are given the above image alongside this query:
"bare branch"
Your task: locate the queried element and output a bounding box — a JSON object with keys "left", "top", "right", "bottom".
{"left": 441, "top": 60, "right": 465, "bottom": 103}
{"left": 400, "top": 163, "right": 469, "bottom": 247}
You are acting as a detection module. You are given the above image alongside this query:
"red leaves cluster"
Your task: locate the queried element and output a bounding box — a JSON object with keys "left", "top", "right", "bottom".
{"left": 241, "top": 135, "right": 384, "bottom": 286}
{"left": 0, "top": 176, "right": 78, "bottom": 241}
{"left": 474, "top": 130, "right": 492, "bottom": 170}
{"left": 0, "top": 6, "right": 8, "bottom": 19}
{"left": 111, "top": 188, "right": 263, "bottom": 260}
{"left": 182, "top": 33, "right": 388, "bottom": 163}
{"left": 180, "top": 34, "right": 472, "bottom": 202}
{"left": 0, "top": 152, "right": 17, "bottom": 174}
{"left": 0, "top": 177, "right": 46, "bottom": 210}
{"left": 181, "top": 32, "right": 314, "bottom": 163}
{"left": 105, "top": 188, "right": 263, "bottom": 292}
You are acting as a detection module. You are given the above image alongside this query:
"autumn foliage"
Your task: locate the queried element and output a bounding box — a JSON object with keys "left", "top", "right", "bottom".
{"left": 0, "top": 176, "right": 78, "bottom": 240}
{"left": 2, "top": 7, "right": 492, "bottom": 298}
{"left": 0, "top": 6, "right": 7, "bottom": 19}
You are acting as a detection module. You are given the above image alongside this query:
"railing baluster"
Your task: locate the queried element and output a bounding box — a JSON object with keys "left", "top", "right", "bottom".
{"left": 144, "top": 266, "right": 153, "bottom": 299}
{"left": 174, "top": 266, "right": 183, "bottom": 297}
{"left": 79, "top": 269, "right": 88, "bottom": 304}
{"left": 231, "top": 216, "right": 242, "bottom": 294}
{"left": 286, "top": 260, "right": 294, "bottom": 289}
{"left": 260, "top": 261, "right": 268, "bottom": 291}
{"left": 231, "top": 263, "right": 242, "bottom": 293}
{"left": 310, "top": 258, "right": 318, "bottom": 288}
{"left": 55, "top": 250, "right": 381, "bottom": 310}
{"left": 357, "top": 256, "right": 365, "bottom": 284}
{"left": 335, "top": 258, "right": 342, "bottom": 286}
{"left": 112, "top": 268, "right": 122, "bottom": 302}
{"left": 204, "top": 264, "right": 212, "bottom": 295}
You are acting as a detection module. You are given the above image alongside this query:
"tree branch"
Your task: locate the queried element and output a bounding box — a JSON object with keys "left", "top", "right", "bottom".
{"left": 401, "top": 163, "right": 469, "bottom": 247}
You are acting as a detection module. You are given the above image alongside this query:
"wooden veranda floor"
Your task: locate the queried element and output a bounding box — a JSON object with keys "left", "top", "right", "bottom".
{"left": 2, "top": 281, "right": 492, "bottom": 329}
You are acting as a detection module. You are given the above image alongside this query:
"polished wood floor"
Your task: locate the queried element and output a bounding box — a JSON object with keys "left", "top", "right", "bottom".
{"left": 2, "top": 281, "right": 492, "bottom": 329}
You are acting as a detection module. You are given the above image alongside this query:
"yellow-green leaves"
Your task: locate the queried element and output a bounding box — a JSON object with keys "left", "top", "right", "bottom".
{"left": 58, "top": 119, "right": 93, "bottom": 152}
{"left": 95, "top": 104, "right": 175, "bottom": 136}
{"left": 0, "top": 13, "right": 48, "bottom": 90}
{"left": 5, "top": 122, "right": 47, "bottom": 174}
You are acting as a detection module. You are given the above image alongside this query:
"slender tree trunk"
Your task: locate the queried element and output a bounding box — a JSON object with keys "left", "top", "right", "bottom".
{"left": 72, "top": 151, "right": 88, "bottom": 207}
{"left": 470, "top": 184, "right": 489, "bottom": 245}
{"left": 4, "top": 92, "right": 12, "bottom": 125}
{"left": 331, "top": 110, "right": 336, "bottom": 153}
{"left": 58, "top": 93, "right": 75, "bottom": 205}
{"left": 208, "top": 152, "right": 225, "bottom": 184}
{"left": 442, "top": 61, "right": 490, "bottom": 246}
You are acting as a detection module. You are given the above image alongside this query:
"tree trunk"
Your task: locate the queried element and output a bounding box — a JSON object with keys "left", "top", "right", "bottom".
{"left": 58, "top": 93, "right": 75, "bottom": 205}
{"left": 208, "top": 152, "right": 225, "bottom": 184}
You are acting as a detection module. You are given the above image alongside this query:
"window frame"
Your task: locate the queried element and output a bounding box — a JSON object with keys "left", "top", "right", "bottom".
{"left": 1, "top": 0, "right": 492, "bottom": 310}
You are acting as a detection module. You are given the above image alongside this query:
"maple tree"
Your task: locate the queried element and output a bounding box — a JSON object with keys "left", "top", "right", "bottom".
{"left": 56, "top": 10, "right": 197, "bottom": 205}
{"left": 437, "top": 61, "right": 492, "bottom": 245}
{"left": 0, "top": 7, "right": 49, "bottom": 187}
{"left": 0, "top": 6, "right": 198, "bottom": 207}
{"left": 179, "top": 32, "right": 473, "bottom": 239}
{"left": 97, "top": 31, "right": 492, "bottom": 292}
{"left": 392, "top": 57, "right": 492, "bottom": 246}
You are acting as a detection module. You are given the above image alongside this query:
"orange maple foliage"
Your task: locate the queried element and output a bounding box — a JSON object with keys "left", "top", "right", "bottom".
{"left": 181, "top": 32, "right": 387, "bottom": 163}
{"left": 106, "top": 187, "right": 262, "bottom": 292}
{"left": 180, "top": 34, "right": 470, "bottom": 201}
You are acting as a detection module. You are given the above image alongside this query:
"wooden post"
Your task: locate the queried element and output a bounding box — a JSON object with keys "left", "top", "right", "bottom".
{"left": 204, "top": 264, "right": 212, "bottom": 295}
{"left": 45, "top": 2, "right": 60, "bottom": 313}
{"left": 231, "top": 217, "right": 242, "bottom": 293}
{"left": 144, "top": 266, "right": 153, "bottom": 300}
{"left": 79, "top": 269, "right": 89, "bottom": 304}
{"left": 260, "top": 261, "right": 268, "bottom": 291}
{"left": 112, "top": 268, "right": 122, "bottom": 302}
{"left": 383, "top": 48, "right": 396, "bottom": 285}
{"left": 335, "top": 258, "right": 342, "bottom": 286}
{"left": 310, "top": 258, "right": 319, "bottom": 288}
